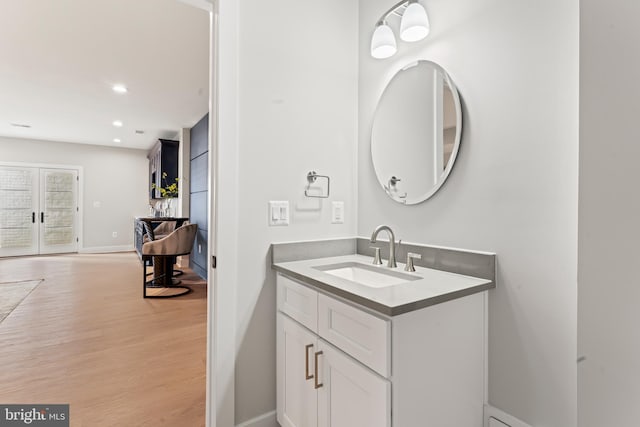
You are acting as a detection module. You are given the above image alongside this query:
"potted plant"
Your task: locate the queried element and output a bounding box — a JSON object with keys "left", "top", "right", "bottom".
{"left": 152, "top": 172, "right": 179, "bottom": 216}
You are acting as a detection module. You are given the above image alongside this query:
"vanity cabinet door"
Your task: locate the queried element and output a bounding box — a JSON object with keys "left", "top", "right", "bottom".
{"left": 317, "top": 340, "right": 391, "bottom": 427}
{"left": 277, "top": 313, "right": 318, "bottom": 427}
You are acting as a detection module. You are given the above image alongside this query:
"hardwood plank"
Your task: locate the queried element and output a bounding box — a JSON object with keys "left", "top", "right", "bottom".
{"left": 0, "top": 252, "right": 206, "bottom": 427}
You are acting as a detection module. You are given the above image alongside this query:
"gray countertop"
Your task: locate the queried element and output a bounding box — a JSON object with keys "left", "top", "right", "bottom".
{"left": 273, "top": 254, "right": 494, "bottom": 316}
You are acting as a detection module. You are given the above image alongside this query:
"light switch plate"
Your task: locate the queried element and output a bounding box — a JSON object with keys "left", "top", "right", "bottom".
{"left": 331, "top": 201, "right": 344, "bottom": 224}
{"left": 269, "top": 201, "right": 290, "bottom": 226}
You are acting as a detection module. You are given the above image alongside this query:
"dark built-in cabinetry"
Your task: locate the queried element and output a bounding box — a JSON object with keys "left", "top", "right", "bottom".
{"left": 148, "top": 139, "right": 179, "bottom": 199}
{"left": 190, "top": 114, "right": 209, "bottom": 279}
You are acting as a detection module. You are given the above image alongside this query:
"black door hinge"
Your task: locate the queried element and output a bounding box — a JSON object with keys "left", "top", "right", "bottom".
{"left": 211, "top": 256, "right": 217, "bottom": 269}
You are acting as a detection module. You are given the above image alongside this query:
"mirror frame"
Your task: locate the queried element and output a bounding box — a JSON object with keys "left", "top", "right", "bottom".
{"left": 371, "top": 60, "right": 463, "bottom": 205}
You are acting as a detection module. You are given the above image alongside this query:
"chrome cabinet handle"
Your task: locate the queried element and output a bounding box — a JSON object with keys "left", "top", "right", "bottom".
{"left": 314, "top": 351, "right": 323, "bottom": 389}
{"left": 305, "top": 344, "right": 314, "bottom": 380}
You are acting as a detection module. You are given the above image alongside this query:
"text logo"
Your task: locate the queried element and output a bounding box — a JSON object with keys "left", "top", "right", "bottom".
{"left": 0, "top": 405, "right": 69, "bottom": 427}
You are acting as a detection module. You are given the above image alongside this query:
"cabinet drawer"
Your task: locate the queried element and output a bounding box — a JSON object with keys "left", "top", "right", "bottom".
{"left": 277, "top": 274, "right": 318, "bottom": 332}
{"left": 318, "top": 293, "right": 391, "bottom": 378}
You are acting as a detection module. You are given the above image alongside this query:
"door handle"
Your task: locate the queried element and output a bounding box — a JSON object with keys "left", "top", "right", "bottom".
{"left": 314, "top": 351, "right": 323, "bottom": 389}
{"left": 40, "top": 212, "right": 44, "bottom": 223}
{"left": 32, "top": 212, "right": 35, "bottom": 223}
{"left": 305, "top": 344, "right": 314, "bottom": 380}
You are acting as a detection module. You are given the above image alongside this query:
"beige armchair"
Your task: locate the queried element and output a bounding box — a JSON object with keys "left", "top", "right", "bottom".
{"left": 142, "top": 223, "right": 198, "bottom": 298}
{"left": 142, "top": 220, "right": 176, "bottom": 243}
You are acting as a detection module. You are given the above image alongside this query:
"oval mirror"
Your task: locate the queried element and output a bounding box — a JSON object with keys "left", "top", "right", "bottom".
{"left": 371, "top": 60, "right": 462, "bottom": 205}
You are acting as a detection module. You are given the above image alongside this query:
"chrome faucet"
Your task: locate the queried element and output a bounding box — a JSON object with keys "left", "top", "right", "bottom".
{"left": 370, "top": 225, "right": 397, "bottom": 268}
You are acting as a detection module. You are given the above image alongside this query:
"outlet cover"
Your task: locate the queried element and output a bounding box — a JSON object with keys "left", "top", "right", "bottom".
{"left": 269, "top": 201, "right": 289, "bottom": 226}
{"left": 331, "top": 201, "right": 344, "bottom": 224}
{"left": 112, "top": 231, "right": 118, "bottom": 238}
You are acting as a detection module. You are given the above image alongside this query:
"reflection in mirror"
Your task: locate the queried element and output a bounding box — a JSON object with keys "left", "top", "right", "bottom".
{"left": 371, "top": 60, "right": 462, "bottom": 205}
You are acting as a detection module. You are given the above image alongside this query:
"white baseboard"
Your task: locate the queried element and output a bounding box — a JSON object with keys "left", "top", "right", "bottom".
{"left": 235, "top": 410, "right": 277, "bottom": 427}
{"left": 79, "top": 245, "right": 134, "bottom": 254}
{"left": 484, "top": 405, "right": 531, "bottom": 427}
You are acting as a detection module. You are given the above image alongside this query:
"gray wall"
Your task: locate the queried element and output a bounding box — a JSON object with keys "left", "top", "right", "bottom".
{"left": 232, "top": 0, "right": 359, "bottom": 423}
{"left": 0, "top": 136, "right": 149, "bottom": 251}
{"left": 216, "top": 0, "right": 582, "bottom": 425}
{"left": 358, "top": 1, "right": 578, "bottom": 426}
{"left": 578, "top": 1, "right": 640, "bottom": 425}
{"left": 190, "top": 113, "right": 209, "bottom": 279}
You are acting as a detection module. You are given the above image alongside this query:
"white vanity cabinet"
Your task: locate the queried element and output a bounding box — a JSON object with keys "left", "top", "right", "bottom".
{"left": 277, "top": 313, "right": 390, "bottom": 427}
{"left": 277, "top": 274, "right": 390, "bottom": 427}
{"left": 316, "top": 339, "right": 391, "bottom": 427}
{"left": 276, "top": 272, "right": 485, "bottom": 427}
{"left": 277, "top": 313, "right": 319, "bottom": 427}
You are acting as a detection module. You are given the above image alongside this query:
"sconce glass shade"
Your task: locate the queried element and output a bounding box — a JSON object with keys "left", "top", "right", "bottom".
{"left": 371, "top": 23, "right": 397, "bottom": 59}
{"left": 400, "top": 2, "right": 430, "bottom": 42}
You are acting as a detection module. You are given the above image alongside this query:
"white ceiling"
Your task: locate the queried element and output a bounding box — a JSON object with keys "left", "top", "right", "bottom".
{"left": 0, "top": 0, "right": 210, "bottom": 151}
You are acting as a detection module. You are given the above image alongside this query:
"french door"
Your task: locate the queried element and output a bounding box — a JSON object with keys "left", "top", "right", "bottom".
{"left": 0, "top": 166, "right": 79, "bottom": 257}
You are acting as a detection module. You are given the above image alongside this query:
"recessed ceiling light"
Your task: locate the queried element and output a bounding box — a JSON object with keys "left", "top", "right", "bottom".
{"left": 113, "top": 138, "right": 121, "bottom": 143}
{"left": 112, "top": 84, "right": 128, "bottom": 94}
{"left": 10, "top": 123, "right": 31, "bottom": 128}
{"left": 112, "top": 120, "right": 123, "bottom": 127}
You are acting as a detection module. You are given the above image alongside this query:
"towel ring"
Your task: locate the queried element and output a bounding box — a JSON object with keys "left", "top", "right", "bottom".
{"left": 305, "top": 171, "right": 330, "bottom": 198}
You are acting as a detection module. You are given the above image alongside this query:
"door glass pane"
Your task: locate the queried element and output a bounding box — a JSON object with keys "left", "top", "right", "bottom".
{"left": 43, "top": 171, "right": 75, "bottom": 246}
{"left": 0, "top": 169, "right": 34, "bottom": 249}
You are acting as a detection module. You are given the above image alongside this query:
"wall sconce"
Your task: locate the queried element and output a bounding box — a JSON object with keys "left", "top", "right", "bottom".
{"left": 370, "top": 0, "right": 430, "bottom": 59}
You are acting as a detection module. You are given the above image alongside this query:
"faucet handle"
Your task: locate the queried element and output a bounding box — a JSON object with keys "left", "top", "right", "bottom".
{"left": 370, "top": 246, "right": 382, "bottom": 265}
{"left": 404, "top": 252, "right": 422, "bottom": 272}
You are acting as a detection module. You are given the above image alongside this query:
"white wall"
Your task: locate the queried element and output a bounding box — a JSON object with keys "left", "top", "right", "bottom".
{"left": 578, "top": 2, "right": 640, "bottom": 425}
{"left": 229, "top": 0, "right": 359, "bottom": 424}
{"left": 0, "top": 137, "right": 149, "bottom": 250}
{"left": 358, "top": 0, "right": 578, "bottom": 426}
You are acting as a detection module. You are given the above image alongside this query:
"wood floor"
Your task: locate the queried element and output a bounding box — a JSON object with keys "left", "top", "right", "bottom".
{"left": 0, "top": 252, "right": 207, "bottom": 427}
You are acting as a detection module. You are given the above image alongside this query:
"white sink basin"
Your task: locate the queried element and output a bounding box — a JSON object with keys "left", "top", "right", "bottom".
{"left": 313, "top": 262, "right": 420, "bottom": 288}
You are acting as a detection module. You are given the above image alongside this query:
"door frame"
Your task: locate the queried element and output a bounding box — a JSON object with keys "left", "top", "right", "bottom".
{"left": 178, "top": 1, "right": 238, "bottom": 426}
{"left": 0, "top": 161, "right": 84, "bottom": 254}
{"left": 177, "top": 0, "right": 239, "bottom": 427}
{"left": 208, "top": 1, "right": 239, "bottom": 426}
